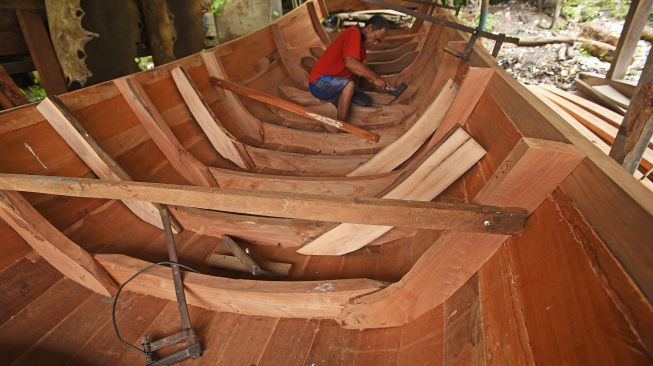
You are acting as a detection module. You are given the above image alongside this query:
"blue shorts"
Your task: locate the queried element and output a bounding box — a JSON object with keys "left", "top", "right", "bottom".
{"left": 309, "top": 76, "right": 372, "bottom": 107}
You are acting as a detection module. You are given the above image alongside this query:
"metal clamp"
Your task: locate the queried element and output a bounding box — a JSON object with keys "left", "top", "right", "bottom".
{"left": 492, "top": 33, "right": 506, "bottom": 57}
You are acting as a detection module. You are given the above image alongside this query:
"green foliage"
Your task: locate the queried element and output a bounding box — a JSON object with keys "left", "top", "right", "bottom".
{"left": 21, "top": 85, "right": 46, "bottom": 103}
{"left": 561, "top": 0, "right": 631, "bottom": 22}
{"left": 134, "top": 56, "right": 154, "bottom": 71}
{"left": 210, "top": 0, "right": 228, "bottom": 15}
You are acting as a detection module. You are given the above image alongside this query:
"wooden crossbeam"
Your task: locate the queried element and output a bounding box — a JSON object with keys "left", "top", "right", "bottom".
{"left": 0, "top": 173, "right": 528, "bottom": 234}
{"left": 209, "top": 77, "right": 381, "bottom": 142}
{"left": 0, "top": 190, "right": 117, "bottom": 296}
{"left": 36, "top": 96, "right": 180, "bottom": 232}
{"left": 170, "top": 66, "right": 254, "bottom": 169}
{"left": 114, "top": 77, "right": 216, "bottom": 187}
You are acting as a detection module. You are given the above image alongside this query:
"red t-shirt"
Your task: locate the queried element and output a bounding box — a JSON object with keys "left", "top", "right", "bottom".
{"left": 308, "top": 27, "right": 367, "bottom": 83}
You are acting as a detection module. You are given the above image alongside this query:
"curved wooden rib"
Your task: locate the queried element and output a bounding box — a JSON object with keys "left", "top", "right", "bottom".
{"left": 36, "top": 96, "right": 179, "bottom": 232}
{"left": 96, "top": 254, "right": 387, "bottom": 318}
{"left": 367, "top": 41, "right": 419, "bottom": 63}
{"left": 298, "top": 128, "right": 486, "bottom": 255}
{"left": 306, "top": 1, "right": 331, "bottom": 46}
{"left": 170, "top": 66, "right": 254, "bottom": 169}
{"left": 0, "top": 190, "right": 117, "bottom": 296}
{"left": 245, "top": 146, "right": 372, "bottom": 175}
{"left": 348, "top": 79, "right": 457, "bottom": 176}
{"left": 170, "top": 206, "right": 329, "bottom": 247}
{"left": 368, "top": 51, "right": 419, "bottom": 75}
{"left": 271, "top": 24, "right": 310, "bottom": 84}
{"left": 340, "top": 138, "right": 585, "bottom": 329}
{"left": 200, "top": 50, "right": 264, "bottom": 142}
{"left": 210, "top": 167, "right": 400, "bottom": 197}
{"left": 114, "top": 77, "right": 216, "bottom": 187}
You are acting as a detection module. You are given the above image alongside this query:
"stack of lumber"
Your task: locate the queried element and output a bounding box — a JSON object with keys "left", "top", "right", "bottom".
{"left": 529, "top": 84, "right": 653, "bottom": 191}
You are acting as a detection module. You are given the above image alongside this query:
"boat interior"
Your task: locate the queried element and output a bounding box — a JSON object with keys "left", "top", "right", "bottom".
{"left": 0, "top": 0, "right": 651, "bottom": 364}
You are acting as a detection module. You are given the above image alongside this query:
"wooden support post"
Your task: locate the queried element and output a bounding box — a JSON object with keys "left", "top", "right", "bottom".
{"left": 170, "top": 66, "right": 254, "bottom": 169}
{"left": 140, "top": 0, "right": 176, "bottom": 65}
{"left": 209, "top": 77, "right": 381, "bottom": 142}
{"left": 0, "top": 173, "right": 528, "bottom": 234}
{"left": 218, "top": 236, "right": 263, "bottom": 276}
{"left": 340, "top": 138, "right": 585, "bottom": 329}
{"left": 610, "top": 49, "right": 653, "bottom": 173}
{"left": 0, "top": 65, "right": 28, "bottom": 109}
{"left": 36, "top": 96, "right": 181, "bottom": 232}
{"left": 0, "top": 190, "right": 117, "bottom": 296}
{"left": 114, "top": 77, "right": 216, "bottom": 187}
{"left": 607, "top": 0, "right": 653, "bottom": 80}
{"left": 15, "top": 9, "right": 67, "bottom": 95}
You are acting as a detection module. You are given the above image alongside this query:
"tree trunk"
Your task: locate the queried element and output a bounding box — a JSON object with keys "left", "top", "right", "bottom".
{"left": 216, "top": 0, "right": 283, "bottom": 43}
{"left": 549, "top": 0, "right": 563, "bottom": 29}
{"left": 140, "top": 0, "right": 176, "bottom": 66}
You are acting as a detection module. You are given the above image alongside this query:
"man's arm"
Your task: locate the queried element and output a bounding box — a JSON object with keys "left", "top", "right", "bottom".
{"left": 344, "top": 56, "right": 390, "bottom": 90}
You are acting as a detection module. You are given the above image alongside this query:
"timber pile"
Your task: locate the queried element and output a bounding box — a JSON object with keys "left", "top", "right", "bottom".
{"left": 530, "top": 84, "right": 653, "bottom": 189}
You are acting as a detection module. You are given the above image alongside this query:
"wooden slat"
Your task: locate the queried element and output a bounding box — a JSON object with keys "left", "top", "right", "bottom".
{"left": 0, "top": 191, "right": 116, "bottom": 296}
{"left": 170, "top": 66, "right": 254, "bottom": 169}
{"left": 210, "top": 166, "right": 400, "bottom": 197}
{"left": 36, "top": 96, "right": 179, "bottom": 232}
{"left": 210, "top": 77, "right": 381, "bottom": 142}
{"left": 206, "top": 253, "right": 292, "bottom": 276}
{"left": 245, "top": 146, "right": 373, "bottom": 175}
{"left": 539, "top": 84, "right": 623, "bottom": 128}
{"left": 348, "top": 79, "right": 457, "bottom": 176}
{"left": 368, "top": 51, "right": 418, "bottom": 75}
{"left": 271, "top": 24, "right": 310, "bottom": 84}
{"left": 367, "top": 42, "right": 419, "bottom": 63}
{"left": 96, "top": 253, "right": 386, "bottom": 319}
{"left": 299, "top": 128, "right": 486, "bottom": 255}
{"left": 15, "top": 9, "right": 67, "bottom": 95}
{"left": 340, "top": 137, "right": 585, "bottom": 329}
{"left": 0, "top": 173, "right": 529, "bottom": 233}
{"left": 114, "top": 77, "right": 216, "bottom": 187}
{"left": 607, "top": 0, "right": 653, "bottom": 79}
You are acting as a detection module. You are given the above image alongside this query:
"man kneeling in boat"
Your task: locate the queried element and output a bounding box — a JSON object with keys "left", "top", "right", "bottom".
{"left": 308, "top": 15, "right": 391, "bottom": 124}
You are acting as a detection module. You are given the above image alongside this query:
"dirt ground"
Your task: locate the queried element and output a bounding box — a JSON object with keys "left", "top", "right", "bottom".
{"left": 459, "top": 1, "right": 651, "bottom": 90}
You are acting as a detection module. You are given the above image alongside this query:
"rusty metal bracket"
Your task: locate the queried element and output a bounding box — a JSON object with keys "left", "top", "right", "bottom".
{"left": 492, "top": 33, "right": 507, "bottom": 57}
{"left": 443, "top": 28, "right": 480, "bottom": 61}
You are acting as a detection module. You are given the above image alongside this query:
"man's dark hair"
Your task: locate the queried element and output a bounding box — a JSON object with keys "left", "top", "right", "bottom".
{"left": 364, "top": 14, "right": 390, "bottom": 30}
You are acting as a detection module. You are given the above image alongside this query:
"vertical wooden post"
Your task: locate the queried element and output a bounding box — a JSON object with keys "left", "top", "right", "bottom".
{"left": 15, "top": 9, "right": 67, "bottom": 96}
{"left": 140, "top": 0, "right": 177, "bottom": 65}
{"left": 0, "top": 65, "right": 28, "bottom": 109}
{"left": 609, "top": 49, "right": 653, "bottom": 173}
{"left": 607, "top": 0, "right": 653, "bottom": 80}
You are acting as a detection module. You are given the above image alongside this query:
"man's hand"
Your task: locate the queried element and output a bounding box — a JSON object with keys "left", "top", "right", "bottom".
{"left": 372, "top": 76, "right": 390, "bottom": 92}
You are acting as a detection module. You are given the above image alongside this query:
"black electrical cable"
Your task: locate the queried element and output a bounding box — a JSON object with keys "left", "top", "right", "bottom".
{"left": 112, "top": 261, "right": 199, "bottom": 357}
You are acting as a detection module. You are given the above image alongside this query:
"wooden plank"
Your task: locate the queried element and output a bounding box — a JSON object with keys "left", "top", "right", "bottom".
{"left": 304, "top": 320, "right": 360, "bottom": 365}
{"left": 593, "top": 84, "right": 630, "bottom": 108}
{"left": 114, "top": 77, "right": 216, "bottom": 187}
{"left": 95, "top": 253, "right": 386, "bottom": 319}
{"left": 348, "top": 79, "right": 457, "bottom": 176}
{"left": 299, "top": 128, "right": 487, "bottom": 255}
{"left": 213, "top": 316, "right": 279, "bottom": 365}
{"left": 607, "top": 0, "right": 653, "bottom": 79}
{"left": 15, "top": 10, "right": 67, "bottom": 95}
{"left": 397, "top": 306, "right": 445, "bottom": 365}
{"left": 0, "top": 64, "right": 27, "bottom": 109}
{"left": 0, "top": 173, "right": 528, "bottom": 233}
{"left": 258, "top": 318, "right": 320, "bottom": 366}
{"left": 0, "top": 190, "right": 117, "bottom": 296}
{"left": 340, "top": 137, "right": 585, "bottom": 329}
{"left": 369, "top": 51, "right": 418, "bottom": 75}
{"left": 271, "top": 24, "right": 310, "bottom": 84}
{"left": 443, "top": 274, "right": 486, "bottom": 366}
{"left": 218, "top": 235, "right": 264, "bottom": 275}
{"left": 210, "top": 166, "right": 400, "bottom": 197}
{"left": 170, "top": 66, "right": 254, "bottom": 169}
{"left": 206, "top": 253, "right": 292, "bottom": 276}
{"left": 171, "top": 206, "right": 328, "bottom": 247}
{"left": 367, "top": 42, "right": 419, "bottom": 63}
{"left": 245, "top": 146, "right": 373, "bottom": 175}
{"left": 610, "top": 48, "right": 653, "bottom": 173}
{"left": 210, "top": 77, "right": 381, "bottom": 142}
{"left": 538, "top": 84, "right": 624, "bottom": 128}
{"left": 36, "top": 96, "right": 179, "bottom": 232}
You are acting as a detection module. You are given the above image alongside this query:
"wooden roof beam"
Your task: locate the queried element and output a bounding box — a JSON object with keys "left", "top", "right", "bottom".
{"left": 0, "top": 173, "right": 528, "bottom": 235}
